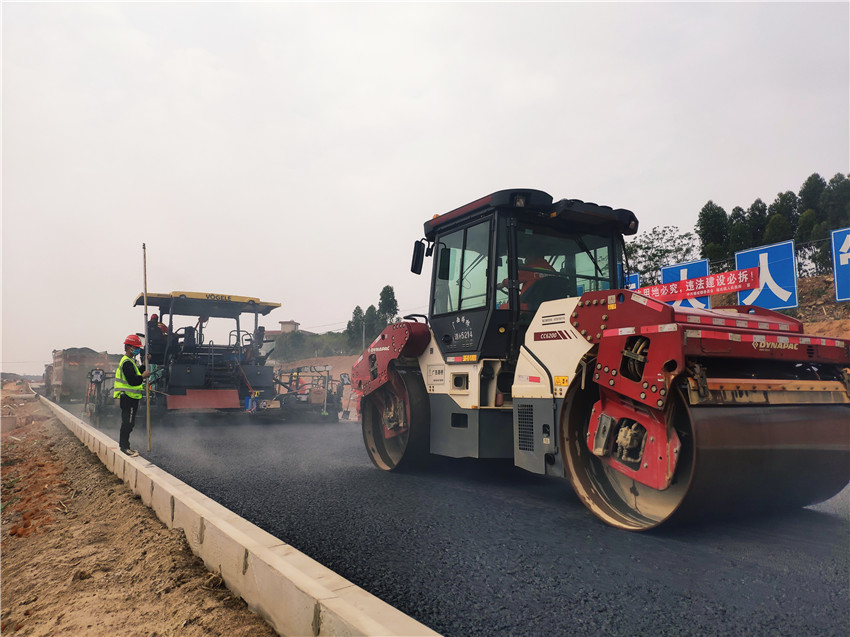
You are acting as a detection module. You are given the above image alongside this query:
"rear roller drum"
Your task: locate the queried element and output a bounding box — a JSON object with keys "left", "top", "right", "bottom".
{"left": 361, "top": 368, "right": 430, "bottom": 471}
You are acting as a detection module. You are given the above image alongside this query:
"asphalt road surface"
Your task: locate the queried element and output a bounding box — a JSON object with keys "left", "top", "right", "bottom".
{"left": 91, "top": 410, "right": 847, "bottom": 637}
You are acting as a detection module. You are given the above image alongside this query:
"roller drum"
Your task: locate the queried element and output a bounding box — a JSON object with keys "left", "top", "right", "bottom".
{"left": 563, "top": 382, "right": 850, "bottom": 531}
{"left": 677, "top": 403, "right": 849, "bottom": 521}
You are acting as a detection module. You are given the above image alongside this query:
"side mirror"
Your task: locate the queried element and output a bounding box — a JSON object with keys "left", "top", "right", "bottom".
{"left": 411, "top": 240, "right": 425, "bottom": 274}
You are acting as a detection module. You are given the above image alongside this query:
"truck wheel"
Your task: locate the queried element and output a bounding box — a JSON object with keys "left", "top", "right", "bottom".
{"left": 361, "top": 368, "right": 430, "bottom": 471}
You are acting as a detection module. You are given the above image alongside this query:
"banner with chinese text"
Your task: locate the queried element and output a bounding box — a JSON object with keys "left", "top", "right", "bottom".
{"left": 635, "top": 267, "right": 759, "bottom": 303}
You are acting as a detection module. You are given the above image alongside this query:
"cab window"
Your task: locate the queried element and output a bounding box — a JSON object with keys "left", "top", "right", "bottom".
{"left": 433, "top": 221, "right": 490, "bottom": 315}
{"left": 514, "top": 225, "right": 614, "bottom": 311}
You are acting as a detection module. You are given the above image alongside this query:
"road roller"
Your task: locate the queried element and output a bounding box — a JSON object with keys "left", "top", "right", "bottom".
{"left": 352, "top": 189, "right": 850, "bottom": 530}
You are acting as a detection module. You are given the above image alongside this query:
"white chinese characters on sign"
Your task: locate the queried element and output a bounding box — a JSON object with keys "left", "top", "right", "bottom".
{"left": 735, "top": 240, "right": 798, "bottom": 310}
{"left": 832, "top": 228, "right": 850, "bottom": 302}
{"left": 741, "top": 253, "right": 792, "bottom": 305}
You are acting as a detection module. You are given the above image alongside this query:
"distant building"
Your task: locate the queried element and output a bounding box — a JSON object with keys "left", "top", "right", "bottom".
{"left": 264, "top": 320, "right": 313, "bottom": 342}
{"left": 279, "top": 320, "right": 300, "bottom": 333}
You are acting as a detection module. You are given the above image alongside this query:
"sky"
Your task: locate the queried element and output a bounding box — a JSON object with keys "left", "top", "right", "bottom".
{"left": 2, "top": 2, "right": 848, "bottom": 375}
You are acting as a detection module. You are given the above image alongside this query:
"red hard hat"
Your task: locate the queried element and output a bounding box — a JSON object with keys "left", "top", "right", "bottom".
{"left": 150, "top": 313, "right": 158, "bottom": 320}
{"left": 124, "top": 334, "right": 142, "bottom": 348}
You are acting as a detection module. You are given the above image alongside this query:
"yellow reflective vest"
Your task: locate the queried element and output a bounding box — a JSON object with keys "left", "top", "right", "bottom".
{"left": 113, "top": 355, "right": 143, "bottom": 400}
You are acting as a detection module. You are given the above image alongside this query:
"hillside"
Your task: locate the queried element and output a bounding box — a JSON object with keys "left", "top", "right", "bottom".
{"left": 789, "top": 274, "right": 850, "bottom": 339}
{"left": 715, "top": 274, "right": 849, "bottom": 339}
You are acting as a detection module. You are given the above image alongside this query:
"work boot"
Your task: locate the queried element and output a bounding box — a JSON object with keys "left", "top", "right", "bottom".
{"left": 121, "top": 447, "right": 139, "bottom": 457}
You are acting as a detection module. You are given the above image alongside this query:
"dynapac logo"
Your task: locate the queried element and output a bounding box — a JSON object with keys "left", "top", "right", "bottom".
{"left": 752, "top": 341, "right": 798, "bottom": 351}
{"left": 533, "top": 330, "right": 576, "bottom": 341}
{"left": 205, "top": 293, "right": 233, "bottom": 301}
{"left": 369, "top": 346, "right": 390, "bottom": 353}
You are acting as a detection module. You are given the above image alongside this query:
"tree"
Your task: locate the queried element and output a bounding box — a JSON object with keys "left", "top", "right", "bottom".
{"left": 271, "top": 330, "right": 357, "bottom": 362}
{"left": 798, "top": 173, "right": 826, "bottom": 220}
{"left": 819, "top": 173, "right": 850, "bottom": 229}
{"left": 795, "top": 209, "right": 818, "bottom": 244}
{"left": 746, "top": 198, "right": 769, "bottom": 246}
{"left": 767, "top": 191, "right": 799, "bottom": 235}
{"left": 727, "top": 206, "right": 750, "bottom": 254}
{"left": 624, "top": 226, "right": 699, "bottom": 286}
{"left": 363, "top": 305, "right": 380, "bottom": 343}
{"left": 346, "top": 285, "right": 399, "bottom": 350}
{"left": 695, "top": 201, "right": 729, "bottom": 261}
{"left": 763, "top": 213, "right": 793, "bottom": 244}
{"left": 377, "top": 285, "right": 399, "bottom": 326}
{"left": 272, "top": 330, "right": 310, "bottom": 362}
{"left": 809, "top": 220, "right": 834, "bottom": 274}
{"left": 345, "top": 305, "right": 364, "bottom": 348}
{"left": 795, "top": 209, "right": 821, "bottom": 276}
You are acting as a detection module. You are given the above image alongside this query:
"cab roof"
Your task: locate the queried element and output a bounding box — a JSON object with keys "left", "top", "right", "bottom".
{"left": 423, "top": 188, "right": 638, "bottom": 240}
{"left": 133, "top": 291, "right": 281, "bottom": 319}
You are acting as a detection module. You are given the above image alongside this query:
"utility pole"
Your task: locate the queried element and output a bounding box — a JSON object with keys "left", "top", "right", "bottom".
{"left": 142, "top": 243, "right": 151, "bottom": 452}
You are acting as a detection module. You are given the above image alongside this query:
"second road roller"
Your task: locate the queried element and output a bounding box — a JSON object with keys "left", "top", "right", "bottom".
{"left": 352, "top": 188, "right": 850, "bottom": 530}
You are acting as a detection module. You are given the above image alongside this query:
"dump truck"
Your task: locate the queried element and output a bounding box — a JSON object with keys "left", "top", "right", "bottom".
{"left": 352, "top": 189, "right": 850, "bottom": 530}
{"left": 135, "top": 291, "right": 280, "bottom": 414}
{"left": 45, "top": 347, "right": 116, "bottom": 403}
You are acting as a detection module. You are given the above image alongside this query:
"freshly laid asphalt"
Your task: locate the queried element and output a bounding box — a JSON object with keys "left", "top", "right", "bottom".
{"left": 92, "top": 411, "right": 848, "bottom": 637}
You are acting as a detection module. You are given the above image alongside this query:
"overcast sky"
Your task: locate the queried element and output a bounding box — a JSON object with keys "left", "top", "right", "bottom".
{"left": 2, "top": 2, "right": 848, "bottom": 375}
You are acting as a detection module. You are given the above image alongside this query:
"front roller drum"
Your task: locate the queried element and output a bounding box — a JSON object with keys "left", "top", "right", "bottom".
{"left": 362, "top": 368, "right": 430, "bottom": 471}
{"left": 563, "top": 379, "right": 850, "bottom": 531}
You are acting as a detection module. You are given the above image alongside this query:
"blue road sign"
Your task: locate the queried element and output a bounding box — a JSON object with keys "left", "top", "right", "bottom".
{"left": 661, "top": 259, "right": 709, "bottom": 308}
{"left": 617, "top": 263, "right": 640, "bottom": 290}
{"left": 832, "top": 227, "right": 850, "bottom": 302}
{"left": 735, "top": 240, "right": 798, "bottom": 310}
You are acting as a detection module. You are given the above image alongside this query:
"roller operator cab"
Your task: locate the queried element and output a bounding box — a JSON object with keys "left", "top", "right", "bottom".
{"left": 352, "top": 189, "right": 850, "bottom": 530}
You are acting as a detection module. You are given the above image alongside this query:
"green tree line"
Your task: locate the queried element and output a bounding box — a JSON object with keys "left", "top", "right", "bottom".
{"left": 628, "top": 172, "right": 850, "bottom": 284}
{"left": 271, "top": 285, "right": 399, "bottom": 362}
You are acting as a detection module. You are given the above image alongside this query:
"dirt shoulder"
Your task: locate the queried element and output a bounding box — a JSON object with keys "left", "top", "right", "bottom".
{"left": 712, "top": 274, "right": 850, "bottom": 339}
{"left": 0, "top": 382, "right": 276, "bottom": 636}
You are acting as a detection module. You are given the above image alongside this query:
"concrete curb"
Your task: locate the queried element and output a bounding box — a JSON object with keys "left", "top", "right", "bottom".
{"left": 39, "top": 397, "right": 439, "bottom": 637}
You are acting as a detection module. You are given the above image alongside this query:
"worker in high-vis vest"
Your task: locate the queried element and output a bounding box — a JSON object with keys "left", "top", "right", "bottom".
{"left": 114, "top": 334, "right": 150, "bottom": 457}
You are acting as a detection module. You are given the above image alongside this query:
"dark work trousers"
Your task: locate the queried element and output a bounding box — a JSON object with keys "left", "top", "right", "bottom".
{"left": 119, "top": 393, "right": 140, "bottom": 449}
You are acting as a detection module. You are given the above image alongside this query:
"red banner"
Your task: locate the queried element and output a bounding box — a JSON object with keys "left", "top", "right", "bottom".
{"left": 635, "top": 267, "right": 759, "bottom": 302}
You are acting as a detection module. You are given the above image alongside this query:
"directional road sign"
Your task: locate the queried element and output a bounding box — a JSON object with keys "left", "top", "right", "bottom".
{"left": 735, "top": 240, "right": 798, "bottom": 310}
{"left": 831, "top": 227, "right": 850, "bottom": 302}
{"left": 661, "top": 259, "right": 709, "bottom": 309}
